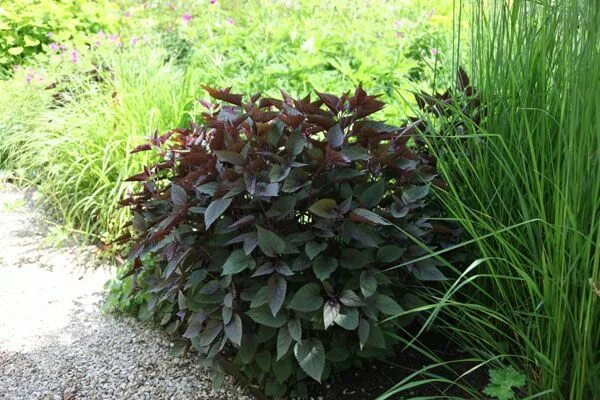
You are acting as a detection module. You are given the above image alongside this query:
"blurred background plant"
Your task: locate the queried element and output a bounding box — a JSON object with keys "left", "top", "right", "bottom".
{"left": 0, "top": 0, "right": 454, "bottom": 244}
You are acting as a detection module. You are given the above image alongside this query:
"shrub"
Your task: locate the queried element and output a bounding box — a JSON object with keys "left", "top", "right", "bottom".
{"left": 118, "top": 85, "right": 458, "bottom": 397}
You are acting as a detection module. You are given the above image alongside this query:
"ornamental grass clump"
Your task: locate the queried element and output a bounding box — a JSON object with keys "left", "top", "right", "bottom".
{"left": 118, "top": 85, "right": 458, "bottom": 397}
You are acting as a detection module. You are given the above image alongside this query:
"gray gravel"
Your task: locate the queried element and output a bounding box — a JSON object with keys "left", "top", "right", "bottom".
{"left": 0, "top": 182, "right": 253, "bottom": 400}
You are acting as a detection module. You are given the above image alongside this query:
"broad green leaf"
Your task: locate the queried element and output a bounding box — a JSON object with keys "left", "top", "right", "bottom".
{"left": 289, "top": 283, "right": 323, "bottom": 312}
{"left": 305, "top": 241, "right": 327, "bottom": 260}
{"left": 276, "top": 326, "right": 293, "bottom": 361}
{"left": 340, "top": 248, "right": 373, "bottom": 269}
{"left": 327, "top": 124, "right": 344, "bottom": 148}
{"left": 360, "top": 270, "right": 378, "bottom": 298}
{"left": 251, "top": 286, "right": 268, "bottom": 308}
{"left": 273, "top": 356, "right": 294, "bottom": 384}
{"left": 221, "top": 249, "right": 256, "bottom": 275}
{"left": 257, "top": 226, "right": 286, "bottom": 257}
{"left": 239, "top": 336, "right": 257, "bottom": 364}
{"left": 341, "top": 145, "right": 370, "bottom": 161}
{"left": 256, "top": 350, "right": 272, "bottom": 372}
{"left": 358, "top": 318, "right": 370, "bottom": 350}
{"left": 367, "top": 322, "right": 386, "bottom": 349}
{"left": 286, "top": 131, "right": 306, "bottom": 156}
{"left": 266, "top": 196, "right": 296, "bottom": 218}
{"left": 288, "top": 318, "right": 302, "bottom": 342}
{"left": 199, "top": 320, "right": 223, "bottom": 347}
{"left": 401, "top": 185, "right": 430, "bottom": 204}
{"left": 182, "top": 312, "right": 207, "bottom": 339}
{"left": 265, "top": 379, "right": 287, "bottom": 397}
{"left": 376, "top": 245, "right": 406, "bottom": 262}
{"left": 294, "top": 339, "right": 325, "bottom": 382}
{"left": 247, "top": 305, "right": 288, "bottom": 328}
{"left": 360, "top": 180, "right": 385, "bottom": 208}
{"left": 224, "top": 314, "right": 242, "bottom": 346}
{"left": 205, "top": 197, "right": 232, "bottom": 229}
{"left": 374, "top": 294, "right": 404, "bottom": 316}
{"left": 267, "top": 274, "right": 287, "bottom": 316}
{"left": 214, "top": 150, "right": 245, "bottom": 165}
{"left": 171, "top": 184, "right": 187, "bottom": 208}
{"left": 338, "top": 290, "right": 366, "bottom": 307}
{"left": 334, "top": 307, "right": 359, "bottom": 330}
{"left": 308, "top": 198, "right": 337, "bottom": 219}
{"left": 312, "top": 256, "right": 338, "bottom": 281}
{"left": 411, "top": 261, "right": 447, "bottom": 281}
{"left": 323, "top": 299, "right": 340, "bottom": 329}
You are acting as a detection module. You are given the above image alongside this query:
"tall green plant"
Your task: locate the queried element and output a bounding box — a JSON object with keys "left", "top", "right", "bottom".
{"left": 411, "top": 0, "right": 599, "bottom": 398}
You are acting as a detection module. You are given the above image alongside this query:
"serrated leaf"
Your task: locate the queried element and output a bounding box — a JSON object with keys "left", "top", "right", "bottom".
{"left": 256, "top": 350, "right": 272, "bottom": 372}
{"left": 251, "top": 286, "right": 268, "bottom": 308}
{"left": 308, "top": 198, "right": 337, "bottom": 219}
{"left": 341, "top": 145, "right": 370, "bottom": 161}
{"left": 323, "top": 299, "right": 340, "bottom": 329}
{"left": 224, "top": 314, "right": 242, "bottom": 346}
{"left": 289, "top": 283, "right": 323, "bottom": 312}
{"left": 266, "top": 196, "right": 296, "bottom": 218}
{"left": 360, "top": 180, "right": 385, "bottom": 208}
{"left": 288, "top": 318, "right": 302, "bottom": 342}
{"left": 182, "top": 312, "right": 206, "bottom": 339}
{"left": 401, "top": 185, "right": 430, "bottom": 204}
{"left": 339, "top": 290, "right": 366, "bottom": 307}
{"left": 247, "top": 305, "right": 288, "bottom": 328}
{"left": 334, "top": 307, "right": 359, "bottom": 330}
{"left": 276, "top": 326, "right": 293, "bottom": 361}
{"left": 294, "top": 339, "right": 325, "bottom": 382}
{"left": 268, "top": 274, "right": 287, "bottom": 316}
{"left": 221, "top": 249, "right": 256, "bottom": 275}
{"left": 305, "top": 241, "right": 327, "bottom": 260}
{"left": 360, "top": 270, "right": 378, "bottom": 298}
{"left": 199, "top": 320, "right": 223, "bottom": 347}
{"left": 376, "top": 245, "right": 406, "bottom": 263}
{"left": 410, "top": 262, "right": 447, "bottom": 281}
{"left": 273, "top": 356, "right": 294, "bottom": 384}
{"left": 286, "top": 131, "right": 306, "bottom": 156}
{"left": 257, "top": 226, "right": 286, "bottom": 257}
{"left": 171, "top": 184, "right": 187, "bottom": 207}
{"left": 327, "top": 124, "right": 344, "bottom": 148}
{"left": 312, "top": 256, "right": 338, "bottom": 281}
{"left": 214, "top": 150, "right": 245, "bottom": 165}
{"left": 350, "top": 208, "right": 391, "bottom": 225}
{"left": 205, "top": 197, "right": 232, "bottom": 229}
{"left": 374, "top": 294, "right": 404, "bottom": 316}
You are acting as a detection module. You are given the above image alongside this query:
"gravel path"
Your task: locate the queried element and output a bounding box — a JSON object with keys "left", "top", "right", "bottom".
{"left": 0, "top": 183, "right": 252, "bottom": 400}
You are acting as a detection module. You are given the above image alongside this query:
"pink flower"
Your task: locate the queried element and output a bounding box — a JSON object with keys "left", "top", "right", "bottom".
{"left": 430, "top": 48, "right": 438, "bottom": 57}
{"left": 131, "top": 36, "right": 138, "bottom": 45}
{"left": 210, "top": 0, "right": 217, "bottom": 4}
{"left": 124, "top": 11, "right": 131, "bottom": 18}
{"left": 226, "top": 17, "right": 235, "bottom": 25}
{"left": 70, "top": 50, "right": 78, "bottom": 63}
{"left": 181, "top": 13, "right": 193, "bottom": 23}
{"left": 49, "top": 43, "right": 59, "bottom": 51}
